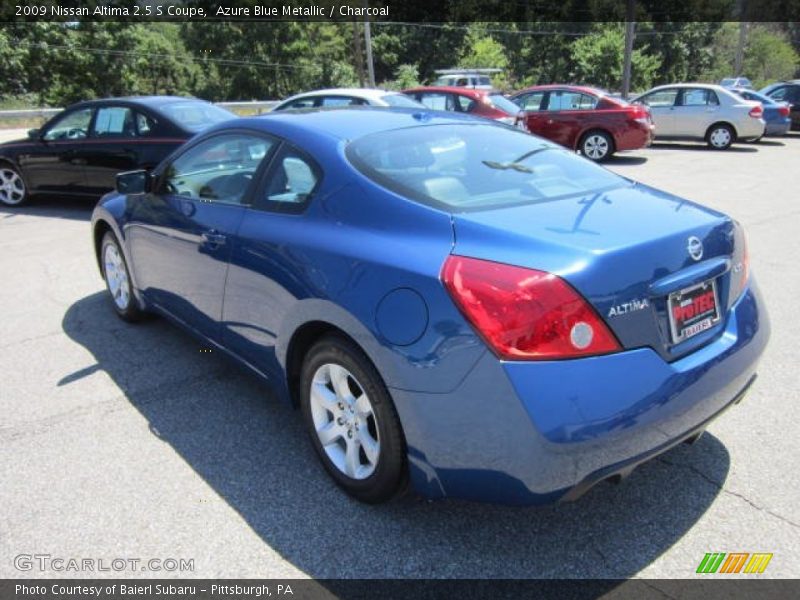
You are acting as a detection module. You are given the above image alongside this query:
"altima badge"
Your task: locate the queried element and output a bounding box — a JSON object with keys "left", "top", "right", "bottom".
{"left": 687, "top": 236, "right": 704, "bottom": 261}
{"left": 608, "top": 298, "right": 649, "bottom": 318}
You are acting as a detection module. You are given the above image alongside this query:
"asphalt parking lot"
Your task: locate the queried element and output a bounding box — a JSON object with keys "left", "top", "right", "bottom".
{"left": 1, "top": 127, "right": 798, "bottom": 580}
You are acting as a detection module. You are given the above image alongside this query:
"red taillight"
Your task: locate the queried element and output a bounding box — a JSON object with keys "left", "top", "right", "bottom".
{"left": 779, "top": 105, "right": 790, "bottom": 117}
{"left": 749, "top": 105, "right": 763, "bottom": 118}
{"left": 441, "top": 255, "right": 621, "bottom": 360}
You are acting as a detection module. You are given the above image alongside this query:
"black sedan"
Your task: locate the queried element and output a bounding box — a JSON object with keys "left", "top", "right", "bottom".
{"left": 0, "top": 96, "right": 235, "bottom": 206}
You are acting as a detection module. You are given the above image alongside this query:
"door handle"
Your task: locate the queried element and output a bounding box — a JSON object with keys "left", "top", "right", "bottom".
{"left": 201, "top": 231, "right": 227, "bottom": 246}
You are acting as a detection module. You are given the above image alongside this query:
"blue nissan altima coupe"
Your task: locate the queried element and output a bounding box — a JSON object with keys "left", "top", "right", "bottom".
{"left": 91, "top": 108, "right": 769, "bottom": 505}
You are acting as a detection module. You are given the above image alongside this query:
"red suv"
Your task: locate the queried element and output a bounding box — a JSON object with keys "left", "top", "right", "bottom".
{"left": 509, "top": 85, "right": 654, "bottom": 161}
{"left": 402, "top": 86, "right": 525, "bottom": 127}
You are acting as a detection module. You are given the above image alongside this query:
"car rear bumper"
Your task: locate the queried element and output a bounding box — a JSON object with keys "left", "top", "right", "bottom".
{"left": 765, "top": 120, "right": 791, "bottom": 136}
{"left": 393, "top": 279, "right": 769, "bottom": 505}
{"left": 615, "top": 123, "right": 654, "bottom": 151}
{"left": 736, "top": 118, "right": 766, "bottom": 140}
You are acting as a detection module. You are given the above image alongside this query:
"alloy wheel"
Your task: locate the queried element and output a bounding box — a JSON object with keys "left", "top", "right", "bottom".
{"left": 309, "top": 363, "right": 380, "bottom": 480}
{"left": 0, "top": 168, "right": 25, "bottom": 206}
{"left": 583, "top": 134, "right": 609, "bottom": 160}
{"left": 103, "top": 243, "right": 131, "bottom": 311}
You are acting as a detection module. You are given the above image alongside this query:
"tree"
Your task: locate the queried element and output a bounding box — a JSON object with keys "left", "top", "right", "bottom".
{"left": 456, "top": 25, "right": 511, "bottom": 89}
{"left": 570, "top": 24, "right": 661, "bottom": 92}
{"left": 382, "top": 64, "right": 421, "bottom": 90}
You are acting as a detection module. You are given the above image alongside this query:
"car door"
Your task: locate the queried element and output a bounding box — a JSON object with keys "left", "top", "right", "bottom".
{"left": 221, "top": 144, "right": 322, "bottom": 377}
{"left": 672, "top": 88, "right": 720, "bottom": 137}
{"left": 539, "top": 90, "right": 598, "bottom": 148}
{"left": 16, "top": 106, "right": 94, "bottom": 195}
{"left": 636, "top": 88, "right": 679, "bottom": 136}
{"left": 127, "top": 131, "right": 277, "bottom": 341}
{"left": 82, "top": 105, "right": 156, "bottom": 195}
{"left": 513, "top": 91, "right": 547, "bottom": 135}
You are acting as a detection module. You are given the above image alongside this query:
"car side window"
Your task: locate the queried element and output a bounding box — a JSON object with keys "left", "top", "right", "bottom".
{"left": 548, "top": 91, "right": 597, "bottom": 111}
{"left": 259, "top": 147, "right": 320, "bottom": 213}
{"left": 92, "top": 106, "right": 137, "bottom": 137}
{"left": 418, "top": 93, "right": 455, "bottom": 111}
{"left": 515, "top": 92, "right": 545, "bottom": 111}
{"left": 320, "top": 96, "right": 367, "bottom": 107}
{"left": 161, "top": 133, "right": 275, "bottom": 206}
{"left": 42, "top": 108, "right": 94, "bottom": 141}
{"left": 286, "top": 97, "right": 319, "bottom": 109}
{"left": 766, "top": 86, "right": 788, "bottom": 101}
{"left": 639, "top": 89, "right": 679, "bottom": 108}
{"left": 682, "top": 89, "right": 717, "bottom": 107}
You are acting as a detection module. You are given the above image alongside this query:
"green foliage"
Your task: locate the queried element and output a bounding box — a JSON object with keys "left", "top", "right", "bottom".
{"left": 1, "top": 20, "right": 798, "bottom": 107}
{"left": 382, "top": 64, "right": 421, "bottom": 91}
{"left": 702, "top": 23, "right": 799, "bottom": 88}
{"left": 570, "top": 24, "right": 661, "bottom": 91}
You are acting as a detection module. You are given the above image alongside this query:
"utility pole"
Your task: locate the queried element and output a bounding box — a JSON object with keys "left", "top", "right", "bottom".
{"left": 621, "top": 0, "right": 636, "bottom": 100}
{"left": 352, "top": 21, "right": 365, "bottom": 87}
{"left": 364, "top": 16, "right": 375, "bottom": 88}
{"left": 734, "top": 22, "right": 749, "bottom": 76}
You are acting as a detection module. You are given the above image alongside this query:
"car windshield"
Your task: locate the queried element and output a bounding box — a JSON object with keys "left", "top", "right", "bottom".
{"left": 347, "top": 124, "right": 628, "bottom": 212}
{"left": 488, "top": 94, "right": 521, "bottom": 115}
{"left": 157, "top": 101, "right": 235, "bottom": 132}
{"left": 381, "top": 94, "right": 423, "bottom": 108}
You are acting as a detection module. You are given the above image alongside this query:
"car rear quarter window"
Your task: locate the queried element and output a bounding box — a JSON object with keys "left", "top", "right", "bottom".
{"left": 347, "top": 124, "right": 627, "bottom": 212}
{"left": 418, "top": 93, "right": 456, "bottom": 111}
{"left": 258, "top": 147, "right": 320, "bottom": 213}
{"left": 456, "top": 95, "right": 477, "bottom": 112}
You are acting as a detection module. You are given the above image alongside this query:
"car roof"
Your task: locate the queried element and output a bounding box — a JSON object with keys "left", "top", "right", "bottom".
{"left": 513, "top": 84, "right": 607, "bottom": 97}
{"left": 68, "top": 96, "right": 211, "bottom": 109}
{"left": 277, "top": 88, "right": 401, "bottom": 104}
{"left": 403, "top": 86, "right": 490, "bottom": 98}
{"left": 646, "top": 83, "right": 729, "bottom": 91}
{"left": 234, "top": 106, "right": 493, "bottom": 143}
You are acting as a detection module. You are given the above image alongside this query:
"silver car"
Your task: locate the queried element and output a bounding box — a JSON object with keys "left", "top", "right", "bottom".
{"left": 633, "top": 84, "right": 765, "bottom": 149}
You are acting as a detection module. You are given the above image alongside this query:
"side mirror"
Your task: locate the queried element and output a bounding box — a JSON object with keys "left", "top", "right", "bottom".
{"left": 27, "top": 128, "right": 40, "bottom": 139}
{"left": 116, "top": 170, "right": 152, "bottom": 195}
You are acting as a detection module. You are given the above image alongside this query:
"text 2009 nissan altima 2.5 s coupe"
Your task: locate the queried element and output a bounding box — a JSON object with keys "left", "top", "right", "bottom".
{"left": 90, "top": 108, "right": 769, "bottom": 505}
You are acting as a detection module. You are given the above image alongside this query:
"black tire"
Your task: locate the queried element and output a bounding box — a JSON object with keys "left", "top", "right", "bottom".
{"left": 300, "top": 334, "right": 407, "bottom": 503}
{"left": 0, "top": 163, "right": 28, "bottom": 206}
{"left": 579, "top": 130, "right": 614, "bottom": 162}
{"left": 706, "top": 123, "right": 735, "bottom": 150}
{"left": 100, "top": 232, "right": 143, "bottom": 322}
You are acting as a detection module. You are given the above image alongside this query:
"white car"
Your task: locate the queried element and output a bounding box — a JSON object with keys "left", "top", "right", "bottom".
{"left": 633, "top": 83, "right": 765, "bottom": 149}
{"left": 272, "top": 88, "right": 424, "bottom": 111}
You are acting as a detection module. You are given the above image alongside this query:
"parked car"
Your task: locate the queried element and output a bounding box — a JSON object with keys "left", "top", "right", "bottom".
{"left": 0, "top": 96, "right": 235, "bottom": 207}
{"left": 91, "top": 108, "right": 768, "bottom": 505}
{"left": 633, "top": 84, "right": 764, "bottom": 149}
{"left": 730, "top": 87, "right": 792, "bottom": 137}
{"left": 402, "top": 86, "right": 524, "bottom": 127}
{"left": 508, "top": 85, "right": 654, "bottom": 161}
{"left": 271, "top": 88, "right": 423, "bottom": 111}
{"left": 720, "top": 77, "right": 753, "bottom": 89}
{"left": 759, "top": 80, "right": 800, "bottom": 130}
{"left": 432, "top": 69, "right": 500, "bottom": 90}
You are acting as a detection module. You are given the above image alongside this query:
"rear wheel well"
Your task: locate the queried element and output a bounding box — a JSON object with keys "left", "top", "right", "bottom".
{"left": 705, "top": 121, "right": 737, "bottom": 140}
{"left": 93, "top": 220, "right": 113, "bottom": 274}
{"left": 285, "top": 321, "right": 365, "bottom": 408}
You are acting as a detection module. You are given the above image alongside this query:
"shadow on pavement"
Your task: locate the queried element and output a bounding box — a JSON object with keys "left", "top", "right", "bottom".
{"left": 62, "top": 291, "right": 730, "bottom": 578}
{"left": 606, "top": 154, "right": 648, "bottom": 166}
{"left": 0, "top": 196, "right": 94, "bottom": 222}
{"left": 649, "top": 142, "right": 758, "bottom": 153}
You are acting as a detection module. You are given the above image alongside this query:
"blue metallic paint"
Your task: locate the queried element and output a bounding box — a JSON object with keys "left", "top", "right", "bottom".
{"left": 91, "top": 108, "right": 769, "bottom": 504}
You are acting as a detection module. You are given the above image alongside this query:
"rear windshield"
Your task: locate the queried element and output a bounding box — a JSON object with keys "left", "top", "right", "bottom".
{"left": 382, "top": 94, "right": 423, "bottom": 108}
{"left": 347, "top": 124, "right": 627, "bottom": 212}
{"left": 157, "top": 101, "right": 236, "bottom": 132}
{"left": 488, "top": 94, "right": 521, "bottom": 115}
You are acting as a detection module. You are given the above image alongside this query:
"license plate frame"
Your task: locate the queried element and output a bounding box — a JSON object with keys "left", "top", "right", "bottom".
{"left": 667, "top": 279, "right": 721, "bottom": 344}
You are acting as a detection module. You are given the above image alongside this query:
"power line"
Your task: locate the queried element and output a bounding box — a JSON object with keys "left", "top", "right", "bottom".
{"left": 14, "top": 40, "right": 316, "bottom": 71}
